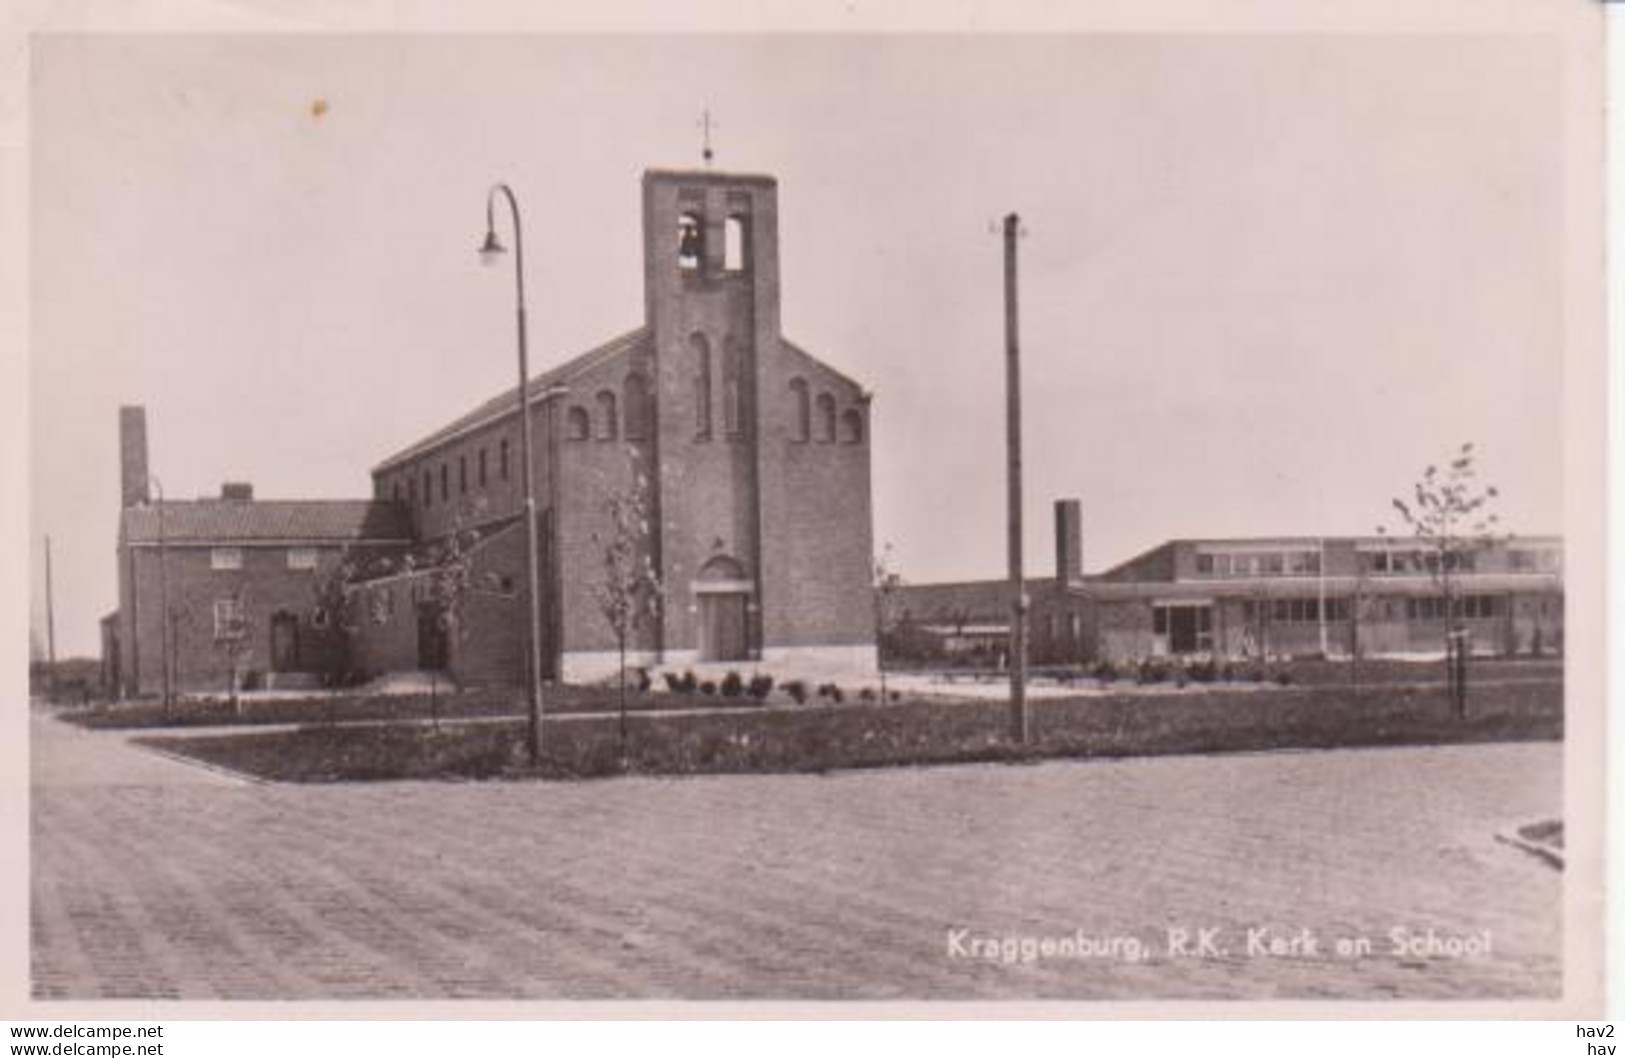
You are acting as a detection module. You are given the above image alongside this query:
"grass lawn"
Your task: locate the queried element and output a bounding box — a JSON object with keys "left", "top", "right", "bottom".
{"left": 138, "top": 677, "right": 1562, "bottom": 783}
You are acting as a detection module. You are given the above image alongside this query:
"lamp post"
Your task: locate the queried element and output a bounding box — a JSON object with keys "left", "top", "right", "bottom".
{"left": 480, "top": 183, "right": 546, "bottom": 768}
{"left": 149, "top": 475, "right": 173, "bottom": 713}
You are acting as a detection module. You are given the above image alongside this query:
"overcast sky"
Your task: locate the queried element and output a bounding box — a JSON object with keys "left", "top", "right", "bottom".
{"left": 29, "top": 33, "right": 1565, "bottom": 657}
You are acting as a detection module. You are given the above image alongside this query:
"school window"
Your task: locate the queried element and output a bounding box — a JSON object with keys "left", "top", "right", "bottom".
{"left": 440, "top": 463, "right": 449, "bottom": 501}
{"left": 500, "top": 439, "right": 510, "bottom": 480}
{"left": 392, "top": 481, "right": 402, "bottom": 503}
{"left": 423, "top": 470, "right": 432, "bottom": 508}
{"left": 210, "top": 547, "right": 242, "bottom": 571}
{"left": 287, "top": 547, "right": 319, "bottom": 571}
{"left": 459, "top": 456, "right": 467, "bottom": 494}
{"left": 478, "top": 448, "right": 488, "bottom": 487}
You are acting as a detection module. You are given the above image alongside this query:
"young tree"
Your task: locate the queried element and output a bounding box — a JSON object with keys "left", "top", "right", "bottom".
{"left": 1381, "top": 441, "right": 1502, "bottom": 717}
{"left": 872, "top": 543, "right": 903, "bottom": 701}
{"left": 591, "top": 464, "right": 663, "bottom": 766}
{"left": 213, "top": 587, "right": 255, "bottom": 713}
{"left": 420, "top": 522, "right": 481, "bottom": 730}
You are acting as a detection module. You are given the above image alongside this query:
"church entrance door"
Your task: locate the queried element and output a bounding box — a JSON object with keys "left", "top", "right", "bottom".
{"left": 698, "top": 593, "right": 749, "bottom": 662}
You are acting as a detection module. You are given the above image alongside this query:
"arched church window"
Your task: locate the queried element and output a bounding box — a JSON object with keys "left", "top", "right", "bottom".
{"left": 595, "top": 390, "right": 619, "bottom": 441}
{"left": 691, "top": 333, "right": 712, "bottom": 440}
{"left": 841, "top": 408, "right": 864, "bottom": 444}
{"left": 677, "top": 212, "right": 703, "bottom": 271}
{"left": 789, "top": 378, "right": 810, "bottom": 442}
{"left": 566, "top": 406, "right": 590, "bottom": 441}
{"left": 724, "top": 216, "right": 747, "bottom": 272}
{"left": 623, "top": 370, "right": 652, "bottom": 440}
{"left": 816, "top": 393, "right": 837, "bottom": 443}
{"left": 723, "top": 340, "right": 745, "bottom": 438}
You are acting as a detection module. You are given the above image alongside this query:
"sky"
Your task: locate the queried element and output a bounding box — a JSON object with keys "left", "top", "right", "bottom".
{"left": 28, "top": 32, "right": 1566, "bottom": 657}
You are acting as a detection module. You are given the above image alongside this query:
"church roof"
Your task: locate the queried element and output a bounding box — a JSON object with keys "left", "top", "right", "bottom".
{"left": 121, "top": 499, "right": 412, "bottom": 545}
{"left": 371, "top": 327, "right": 650, "bottom": 474}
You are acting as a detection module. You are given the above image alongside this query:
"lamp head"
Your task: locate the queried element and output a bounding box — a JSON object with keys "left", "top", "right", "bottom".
{"left": 478, "top": 229, "right": 507, "bottom": 267}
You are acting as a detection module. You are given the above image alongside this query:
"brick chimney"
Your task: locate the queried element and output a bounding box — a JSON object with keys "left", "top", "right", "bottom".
{"left": 118, "top": 406, "right": 149, "bottom": 508}
{"left": 1055, "top": 498, "right": 1083, "bottom": 585}
{"left": 220, "top": 482, "right": 254, "bottom": 502}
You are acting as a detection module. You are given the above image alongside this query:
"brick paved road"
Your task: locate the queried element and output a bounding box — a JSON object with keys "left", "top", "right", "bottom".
{"left": 31, "top": 709, "right": 1561, "bottom": 1000}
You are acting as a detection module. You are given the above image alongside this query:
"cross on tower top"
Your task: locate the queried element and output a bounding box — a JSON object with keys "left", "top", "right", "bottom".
{"left": 698, "top": 108, "right": 718, "bottom": 167}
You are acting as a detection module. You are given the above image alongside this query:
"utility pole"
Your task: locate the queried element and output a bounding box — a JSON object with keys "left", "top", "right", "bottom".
{"left": 44, "top": 535, "right": 57, "bottom": 667}
{"left": 1003, "top": 213, "right": 1029, "bottom": 744}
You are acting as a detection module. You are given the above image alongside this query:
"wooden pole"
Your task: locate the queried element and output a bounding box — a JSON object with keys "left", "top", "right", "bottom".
{"left": 1003, "top": 213, "right": 1029, "bottom": 744}
{"left": 44, "top": 535, "right": 57, "bottom": 667}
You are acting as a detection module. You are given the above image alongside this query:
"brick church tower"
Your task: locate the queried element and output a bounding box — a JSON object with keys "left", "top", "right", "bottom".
{"left": 640, "top": 169, "right": 875, "bottom": 673}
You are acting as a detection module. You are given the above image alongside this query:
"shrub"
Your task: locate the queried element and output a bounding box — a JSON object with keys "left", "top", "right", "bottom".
{"left": 1091, "top": 659, "right": 1119, "bottom": 685}
{"left": 1273, "top": 670, "right": 1295, "bottom": 686}
{"left": 699, "top": 680, "right": 718, "bottom": 696}
{"left": 830, "top": 685, "right": 846, "bottom": 704}
{"left": 784, "top": 679, "right": 809, "bottom": 705}
{"left": 859, "top": 688, "right": 876, "bottom": 702}
{"left": 1136, "top": 658, "right": 1172, "bottom": 685}
{"left": 634, "top": 667, "right": 653, "bottom": 693}
{"left": 662, "top": 672, "right": 682, "bottom": 693}
{"left": 747, "top": 674, "right": 775, "bottom": 701}
{"left": 888, "top": 690, "right": 901, "bottom": 702}
{"left": 678, "top": 671, "right": 698, "bottom": 694}
{"left": 1187, "top": 657, "right": 1217, "bottom": 684}
{"left": 720, "top": 671, "right": 744, "bottom": 698}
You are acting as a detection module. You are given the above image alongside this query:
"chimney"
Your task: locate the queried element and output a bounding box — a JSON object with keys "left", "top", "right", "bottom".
{"left": 1055, "top": 498, "right": 1083, "bottom": 585}
{"left": 118, "top": 406, "right": 149, "bottom": 508}
{"left": 220, "top": 482, "right": 254, "bottom": 502}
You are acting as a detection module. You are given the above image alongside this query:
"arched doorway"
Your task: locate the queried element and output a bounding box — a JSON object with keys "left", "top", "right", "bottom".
{"left": 695, "top": 555, "right": 751, "bottom": 663}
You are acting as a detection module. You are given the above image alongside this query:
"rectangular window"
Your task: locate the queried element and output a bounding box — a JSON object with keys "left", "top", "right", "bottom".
{"left": 459, "top": 456, "right": 468, "bottom": 494}
{"left": 1195, "top": 554, "right": 1214, "bottom": 575}
{"left": 423, "top": 470, "right": 432, "bottom": 508}
{"left": 1152, "top": 606, "right": 1169, "bottom": 636}
{"left": 213, "top": 597, "right": 246, "bottom": 640}
{"left": 500, "top": 440, "right": 510, "bottom": 480}
{"left": 478, "top": 448, "right": 488, "bottom": 487}
{"left": 210, "top": 547, "right": 242, "bottom": 571}
{"left": 1259, "top": 553, "right": 1285, "bottom": 576}
{"left": 440, "top": 464, "right": 449, "bottom": 502}
{"left": 287, "top": 547, "right": 318, "bottom": 570}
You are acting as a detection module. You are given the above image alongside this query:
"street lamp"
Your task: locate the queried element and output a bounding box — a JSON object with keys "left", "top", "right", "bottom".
{"left": 149, "top": 474, "right": 173, "bottom": 713}
{"left": 480, "top": 183, "right": 546, "bottom": 769}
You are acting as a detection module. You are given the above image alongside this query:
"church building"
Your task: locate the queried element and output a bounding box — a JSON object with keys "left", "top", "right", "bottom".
{"left": 360, "top": 168, "right": 877, "bottom": 682}
{"left": 106, "top": 168, "right": 879, "bottom": 695}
